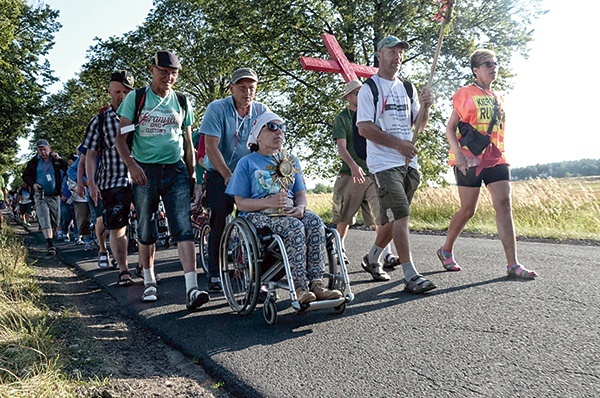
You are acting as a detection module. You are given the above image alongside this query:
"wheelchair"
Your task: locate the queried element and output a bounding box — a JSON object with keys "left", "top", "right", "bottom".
{"left": 219, "top": 216, "right": 354, "bottom": 325}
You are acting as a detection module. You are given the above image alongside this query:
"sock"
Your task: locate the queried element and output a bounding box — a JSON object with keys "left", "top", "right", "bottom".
{"left": 143, "top": 267, "right": 157, "bottom": 286}
{"left": 368, "top": 245, "right": 384, "bottom": 263}
{"left": 441, "top": 247, "right": 453, "bottom": 256}
{"left": 382, "top": 245, "right": 392, "bottom": 258}
{"left": 184, "top": 271, "right": 198, "bottom": 293}
{"left": 401, "top": 261, "right": 418, "bottom": 281}
{"left": 46, "top": 238, "right": 54, "bottom": 248}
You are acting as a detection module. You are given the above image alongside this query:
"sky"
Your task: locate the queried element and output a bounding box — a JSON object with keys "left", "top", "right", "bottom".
{"left": 36, "top": 0, "right": 598, "bottom": 171}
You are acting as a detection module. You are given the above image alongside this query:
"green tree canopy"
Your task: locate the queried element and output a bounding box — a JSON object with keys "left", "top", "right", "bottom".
{"left": 32, "top": 0, "right": 545, "bottom": 186}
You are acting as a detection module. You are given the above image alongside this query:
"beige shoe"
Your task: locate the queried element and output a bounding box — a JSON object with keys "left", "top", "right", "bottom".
{"left": 295, "top": 287, "right": 317, "bottom": 304}
{"left": 310, "top": 280, "right": 342, "bottom": 300}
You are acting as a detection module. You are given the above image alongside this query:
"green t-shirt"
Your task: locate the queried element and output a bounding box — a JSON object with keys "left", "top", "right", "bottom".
{"left": 117, "top": 87, "right": 195, "bottom": 164}
{"left": 332, "top": 108, "right": 369, "bottom": 175}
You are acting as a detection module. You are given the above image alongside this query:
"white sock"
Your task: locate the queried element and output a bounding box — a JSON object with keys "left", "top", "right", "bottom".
{"left": 143, "top": 267, "right": 156, "bottom": 286}
{"left": 368, "top": 245, "right": 384, "bottom": 263}
{"left": 184, "top": 271, "right": 198, "bottom": 293}
{"left": 401, "top": 261, "right": 418, "bottom": 281}
{"left": 382, "top": 245, "right": 392, "bottom": 258}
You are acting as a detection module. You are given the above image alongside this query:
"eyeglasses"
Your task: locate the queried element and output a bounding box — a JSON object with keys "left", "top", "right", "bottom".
{"left": 264, "top": 122, "right": 286, "bottom": 133}
{"left": 153, "top": 65, "right": 179, "bottom": 77}
{"left": 479, "top": 61, "right": 499, "bottom": 68}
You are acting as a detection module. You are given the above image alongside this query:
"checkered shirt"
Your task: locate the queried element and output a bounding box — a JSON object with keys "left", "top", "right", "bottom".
{"left": 82, "top": 106, "right": 130, "bottom": 190}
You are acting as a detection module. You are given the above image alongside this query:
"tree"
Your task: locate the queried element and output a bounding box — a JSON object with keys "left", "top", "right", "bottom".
{"left": 0, "top": 0, "right": 60, "bottom": 171}
{"left": 34, "top": 0, "right": 545, "bottom": 186}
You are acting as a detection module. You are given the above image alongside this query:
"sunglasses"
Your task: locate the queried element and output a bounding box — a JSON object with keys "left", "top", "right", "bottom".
{"left": 479, "top": 61, "right": 499, "bottom": 68}
{"left": 264, "top": 122, "right": 286, "bottom": 133}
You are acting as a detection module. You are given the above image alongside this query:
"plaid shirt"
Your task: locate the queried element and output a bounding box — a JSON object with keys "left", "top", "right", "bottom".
{"left": 82, "top": 106, "right": 130, "bottom": 190}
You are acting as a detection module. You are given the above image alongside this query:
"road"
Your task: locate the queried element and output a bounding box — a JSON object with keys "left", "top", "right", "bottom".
{"left": 46, "top": 228, "right": 599, "bottom": 397}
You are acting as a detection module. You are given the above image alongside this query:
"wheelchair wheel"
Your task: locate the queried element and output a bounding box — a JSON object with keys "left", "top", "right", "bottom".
{"left": 263, "top": 298, "right": 278, "bottom": 325}
{"left": 199, "top": 224, "right": 210, "bottom": 274}
{"left": 219, "top": 217, "right": 261, "bottom": 316}
{"left": 325, "top": 228, "right": 347, "bottom": 295}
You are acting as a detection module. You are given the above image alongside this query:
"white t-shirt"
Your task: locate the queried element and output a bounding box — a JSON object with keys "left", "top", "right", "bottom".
{"left": 356, "top": 74, "right": 420, "bottom": 173}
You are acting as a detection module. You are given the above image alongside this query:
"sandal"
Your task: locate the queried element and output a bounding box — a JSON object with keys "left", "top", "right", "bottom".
{"left": 117, "top": 271, "right": 134, "bottom": 287}
{"left": 402, "top": 274, "right": 436, "bottom": 294}
{"left": 186, "top": 288, "right": 210, "bottom": 311}
{"left": 436, "top": 247, "right": 462, "bottom": 272}
{"left": 382, "top": 253, "right": 401, "bottom": 269}
{"left": 142, "top": 284, "right": 158, "bottom": 302}
{"left": 507, "top": 263, "right": 538, "bottom": 279}
{"left": 98, "top": 252, "right": 109, "bottom": 268}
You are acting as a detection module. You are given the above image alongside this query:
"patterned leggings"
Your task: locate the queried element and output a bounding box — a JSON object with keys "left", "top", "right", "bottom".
{"left": 245, "top": 210, "right": 325, "bottom": 290}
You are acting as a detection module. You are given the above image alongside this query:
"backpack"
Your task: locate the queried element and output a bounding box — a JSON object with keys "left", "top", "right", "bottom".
{"left": 352, "top": 77, "right": 414, "bottom": 160}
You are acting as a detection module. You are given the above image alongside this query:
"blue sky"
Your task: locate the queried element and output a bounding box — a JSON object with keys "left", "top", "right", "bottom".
{"left": 38, "top": 0, "right": 598, "bottom": 171}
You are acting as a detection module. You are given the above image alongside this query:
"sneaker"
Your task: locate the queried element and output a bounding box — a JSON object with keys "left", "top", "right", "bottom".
{"left": 83, "top": 241, "right": 95, "bottom": 251}
{"left": 295, "top": 287, "right": 317, "bottom": 304}
{"left": 208, "top": 276, "right": 223, "bottom": 293}
{"left": 56, "top": 232, "right": 65, "bottom": 242}
{"left": 186, "top": 288, "right": 210, "bottom": 310}
{"left": 436, "top": 247, "right": 462, "bottom": 271}
{"left": 361, "top": 255, "right": 391, "bottom": 281}
{"left": 382, "top": 253, "right": 401, "bottom": 269}
{"left": 310, "top": 280, "right": 342, "bottom": 300}
{"left": 63, "top": 234, "right": 70, "bottom": 242}
{"left": 75, "top": 237, "right": 84, "bottom": 245}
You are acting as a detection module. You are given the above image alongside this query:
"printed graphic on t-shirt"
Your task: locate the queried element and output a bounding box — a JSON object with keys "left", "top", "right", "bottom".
{"left": 253, "top": 170, "right": 293, "bottom": 197}
{"left": 138, "top": 109, "right": 182, "bottom": 137}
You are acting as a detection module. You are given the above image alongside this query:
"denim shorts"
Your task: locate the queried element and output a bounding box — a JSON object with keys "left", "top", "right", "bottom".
{"left": 133, "top": 160, "right": 193, "bottom": 245}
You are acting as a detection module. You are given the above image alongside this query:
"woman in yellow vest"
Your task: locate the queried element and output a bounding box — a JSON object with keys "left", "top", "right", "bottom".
{"left": 437, "top": 48, "right": 538, "bottom": 279}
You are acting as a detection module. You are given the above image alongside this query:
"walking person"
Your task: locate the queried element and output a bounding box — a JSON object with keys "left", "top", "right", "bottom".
{"left": 116, "top": 51, "right": 209, "bottom": 310}
{"left": 437, "top": 48, "right": 538, "bottom": 279}
{"left": 22, "top": 139, "right": 69, "bottom": 255}
{"left": 356, "top": 36, "right": 436, "bottom": 293}
{"left": 331, "top": 80, "right": 398, "bottom": 276}
{"left": 84, "top": 70, "right": 136, "bottom": 286}
{"left": 200, "top": 67, "right": 270, "bottom": 293}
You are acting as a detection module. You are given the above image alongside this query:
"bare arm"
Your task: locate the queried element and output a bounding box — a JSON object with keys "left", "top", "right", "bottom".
{"left": 76, "top": 154, "right": 86, "bottom": 197}
{"left": 357, "top": 121, "right": 418, "bottom": 159}
{"left": 85, "top": 149, "right": 101, "bottom": 205}
{"left": 336, "top": 139, "right": 366, "bottom": 184}
{"left": 205, "top": 135, "right": 232, "bottom": 185}
{"left": 445, "top": 109, "right": 468, "bottom": 175}
{"left": 234, "top": 193, "right": 288, "bottom": 213}
{"left": 116, "top": 117, "right": 146, "bottom": 186}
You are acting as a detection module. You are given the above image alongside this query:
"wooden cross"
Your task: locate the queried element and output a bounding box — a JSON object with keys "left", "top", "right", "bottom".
{"left": 300, "top": 34, "right": 378, "bottom": 82}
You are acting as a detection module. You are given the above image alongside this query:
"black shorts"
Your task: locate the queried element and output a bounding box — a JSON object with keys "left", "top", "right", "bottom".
{"left": 455, "top": 164, "right": 510, "bottom": 187}
{"left": 101, "top": 186, "right": 133, "bottom": 230}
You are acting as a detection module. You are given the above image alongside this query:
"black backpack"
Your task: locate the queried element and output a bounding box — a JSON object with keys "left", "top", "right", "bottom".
{"left": 352, "top": 77, "right": 414, "bottom": 160}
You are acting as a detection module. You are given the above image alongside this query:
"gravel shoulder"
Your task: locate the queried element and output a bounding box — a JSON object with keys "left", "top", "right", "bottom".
{"left": 18, "top": 224, "right": 232, "bottom": 398}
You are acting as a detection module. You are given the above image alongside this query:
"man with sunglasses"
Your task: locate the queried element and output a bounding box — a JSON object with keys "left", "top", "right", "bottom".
{"left": 332, "top": 80, "right": 397, "bottom": 273}
{"left": 116, "top": 51, "right": 210, "bottom": 310}
{"left": 356, "top": 35, "right": 436, "bottom": 294}
{"left": 200, "top": 67, "right": 270, "bottom": 293}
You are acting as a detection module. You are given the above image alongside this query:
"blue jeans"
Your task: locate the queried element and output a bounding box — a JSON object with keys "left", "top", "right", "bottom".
{"left": 133, "top": 160, "right": 194, "bottom": 245}
{"left": 60, "top": 200, "right": 78, "bottom": 236}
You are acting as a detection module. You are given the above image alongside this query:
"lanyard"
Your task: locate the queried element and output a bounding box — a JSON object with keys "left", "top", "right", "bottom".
{"left": 41, "top": 158, "right": 52, "bottom": 175}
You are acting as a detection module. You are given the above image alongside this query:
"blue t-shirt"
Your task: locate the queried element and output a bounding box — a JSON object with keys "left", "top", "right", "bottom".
{"left": 225, "top": 151, "right": 305, "bottom": 216}
{"left": 117, "top": 86, "right": 195, "bottom": 164}
{"left": 199, "top": 97, "right": 269, "bottom": 172}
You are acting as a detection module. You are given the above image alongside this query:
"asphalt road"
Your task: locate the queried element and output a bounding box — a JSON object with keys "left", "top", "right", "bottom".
{"left": 45, "top": 228, "right": 599, "bottom": 397}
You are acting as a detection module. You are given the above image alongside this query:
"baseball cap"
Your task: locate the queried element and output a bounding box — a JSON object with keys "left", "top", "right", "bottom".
{"left": 36, "top": 139, "right": 50, "bottom": 147}
{"left": 151, "top": 51, "right": 182, "bottom": 69}
{"left": 230, "top": 67, "right": 258, "bottom": 85}
{"left": 110, "top": 70, "right": 135, "bottom": 89}
{"left": 248, "top": 112, "right": 282, "bottom": 147}
{"left": 377, "top": 35, "right": 409, "bottom": 51}
{"left": 341, "top": 80, "right": 362, "bottom": 99}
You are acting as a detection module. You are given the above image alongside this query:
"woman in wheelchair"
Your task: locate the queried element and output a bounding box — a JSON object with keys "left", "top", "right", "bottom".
{"left": 225, "top": 112, "right": 343, "bottom": 304}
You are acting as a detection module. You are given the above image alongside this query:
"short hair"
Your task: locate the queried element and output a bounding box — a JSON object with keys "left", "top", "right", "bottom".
{"left": 470, "top": 49, "right": 496, "bottom": 75}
